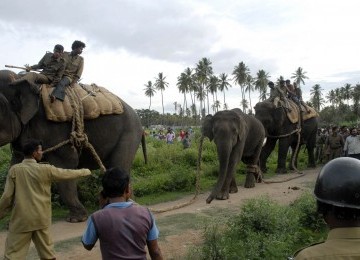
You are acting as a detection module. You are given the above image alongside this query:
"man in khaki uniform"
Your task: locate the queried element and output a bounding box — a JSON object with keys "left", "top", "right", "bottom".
{"left": 294, "top": 157, "right": 360, "bottom": 259}
{"left": 0, "top": 139, "right": 91, "bottom": 259}
{"left": 11, "top": 44, "right": 65, "bottom": 87}
{"left": 325, "top": 126, "right": 344, "bottom": 160}
{"left": 50, "top": 40, "right": 86, "bottom": 102}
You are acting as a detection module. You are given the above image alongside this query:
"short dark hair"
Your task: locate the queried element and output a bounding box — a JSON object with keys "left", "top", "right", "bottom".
{"left": 54, "top": 44, "right": 64, "bottom": 53}
{"left": 102, "top": 167, "right": 130, "bottom": 198}
{"left": 317, "top": 201, "right": 360, "bottom": 221}
{"left": 23, "top": 139, "right": 42, "bottom": 156}
{"left": 71, "top": 40, "right": 86, "bottom": 50}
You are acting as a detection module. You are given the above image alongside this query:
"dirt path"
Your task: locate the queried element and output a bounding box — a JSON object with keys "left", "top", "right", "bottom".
{"left": 0, "top": 168, "right": 320, "bottom": 259}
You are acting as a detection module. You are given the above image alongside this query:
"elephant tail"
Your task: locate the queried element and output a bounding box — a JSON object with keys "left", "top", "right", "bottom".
{"left": 142, "top": 131, "right": 148, "bottom": 164}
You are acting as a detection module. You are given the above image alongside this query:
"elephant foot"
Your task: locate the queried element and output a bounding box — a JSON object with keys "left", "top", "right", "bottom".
{"left": 216, "top": 194, "right": 229, "bottom": 200}
{"left": 244, "top": 174, "right": 256, "bottom": 188}
{"left": 229, "top": 185, "right": 238, "bottom": 194}
{"left": 66, "top": 215, "right": 88, "bottom": 223}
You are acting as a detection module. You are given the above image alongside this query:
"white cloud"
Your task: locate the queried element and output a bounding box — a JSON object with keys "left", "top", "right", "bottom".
{"left": 1, "top": 0, "right": 360, "bottom": 113}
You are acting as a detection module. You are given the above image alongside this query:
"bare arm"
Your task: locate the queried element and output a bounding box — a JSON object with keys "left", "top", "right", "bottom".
{"left": 147, "top": 239, "right": 163, "bottom": 260}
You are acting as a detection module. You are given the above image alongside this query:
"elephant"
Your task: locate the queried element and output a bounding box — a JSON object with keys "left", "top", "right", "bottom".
{"left": 202, "top": 108, "right": 265, "bottom": 204}
{"left": 254, "top": 100, "right": 318, "bottom": 174}
{"left": 0, "top": 70, "right": 146, "bottom": 222}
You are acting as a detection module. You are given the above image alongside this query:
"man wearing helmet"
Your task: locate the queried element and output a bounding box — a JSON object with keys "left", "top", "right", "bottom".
{"left": 294, "top": 157, "right": 360, "bottom": 259}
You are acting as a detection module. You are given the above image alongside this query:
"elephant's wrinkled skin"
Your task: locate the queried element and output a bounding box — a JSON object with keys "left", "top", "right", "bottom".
{"left": 254, "top": 101, "right": 318, "bottom": 174}
{"left": 0, "top": 70, "right": 146, "bottom": 222}
{"left": 202, "top": 108, "right": 265, "bottom": 204}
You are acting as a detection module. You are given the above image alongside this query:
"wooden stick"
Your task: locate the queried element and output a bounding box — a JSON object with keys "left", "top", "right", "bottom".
{"left": 5, "top": 65, "right": 29, "bottom": 70}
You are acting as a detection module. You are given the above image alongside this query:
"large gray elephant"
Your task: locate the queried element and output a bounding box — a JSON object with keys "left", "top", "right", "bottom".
{"left": 0, "top": 70, "right": 146, "bottom": 222}
{"left": 254, "top": 101, "right": 318, "bottom": 174}
{"left": 202, "top": 108, "right": 265, "bottom": 204}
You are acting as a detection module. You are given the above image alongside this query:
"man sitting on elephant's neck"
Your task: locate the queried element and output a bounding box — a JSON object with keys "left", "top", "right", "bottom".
{"left": 268, "top": 80, "right": 291, "bottom": 112}
{"left": 11, "top": 44, "right": 65, "bottom": 89}
{"left": 49, "top": 40, "right": 86, "bottom": 103}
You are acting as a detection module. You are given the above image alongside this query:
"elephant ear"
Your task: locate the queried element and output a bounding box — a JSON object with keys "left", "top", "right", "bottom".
{"left": 236, "top": 114, "right": 248, "bottom": 141}
{"left": 11, "top": 83, "right": 39, "bottom": 125}
{"left": 202, "top": 114, "right": 214, "bottom": 141}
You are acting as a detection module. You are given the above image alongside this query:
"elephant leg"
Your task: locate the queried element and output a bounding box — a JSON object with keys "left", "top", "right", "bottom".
{"left": 229, "top": 176, "right": 238, "bottom": 193}
{"left": 57, "top": 180, "right": 88, "bottom": 222}
{"left": 277, "top": 137, "right": 290, "bottom": 174}
{"left": 244, "top": 164, "right": 262, "bottom": 188}
{"left": 260, "top": 138, "right": 276, "bottom": 173}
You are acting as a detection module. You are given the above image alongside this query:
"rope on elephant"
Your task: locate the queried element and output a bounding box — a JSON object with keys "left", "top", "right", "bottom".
{"left": 149, "top": 135, "right": 203, "bottom": 213}
{"left": 262, "top": 171, "right": 306, "bottom": 184}
{"left": 43, "top": 87, "right": 106, "bottom": 172}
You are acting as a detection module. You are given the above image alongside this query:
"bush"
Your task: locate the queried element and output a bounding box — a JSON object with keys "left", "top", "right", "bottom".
{"left": 191, "top": 194, "right": 327, "bottom": 260}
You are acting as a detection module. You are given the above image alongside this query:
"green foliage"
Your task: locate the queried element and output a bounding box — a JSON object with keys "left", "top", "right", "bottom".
{"left": 191, "top": 194, "right": 327, "bottom": 260}
{"left": 0, "top": 145, "right": 11, "bottom": 191}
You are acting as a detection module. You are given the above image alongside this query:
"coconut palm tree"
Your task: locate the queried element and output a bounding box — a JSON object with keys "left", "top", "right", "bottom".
{"left": 352, "top": 84, "right": 360, "bottom": 116}
{"left": 154, "top": 72, "right": 169, "bottom": 115}
{"left": 254, "top": 69, "right": 270, "bottom": 101}
{"left": 245, "top": 74, "right": 254, "bottom": 114}
{"left": 218, "top": 73, "right": 231, "bottom": 110}
{"left": 341, "top": 83, "right": 352, "bottom": 106}
{"left": 144, "top": 81, "right": 156, "bottom": 110}
{"left": 240, "top": 99, "right": 248, "bottom": 114}
{"left": 291, "top": 67, "right": 308, "bottom": 88}
{"left": 326, "top": 89, "right": 336, "bottom": 107}
{"left": 177, "top": 70, "right": 192, "bottom": 116}
{"left": 334, "top": 88, "right": 343, "bottom": 108}
{"left": 233, "top": 62, "right": 250, "bottom": 111}
{"left": 310, "top": 84, "right": 324, "bottom": 111}
{"left": 195, "top": 57, "right": 213, "bottom": 117}
{"left": 208, "top": 75, "right": 220, "bottom": 113}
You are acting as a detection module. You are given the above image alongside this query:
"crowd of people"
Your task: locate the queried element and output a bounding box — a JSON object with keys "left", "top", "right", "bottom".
{"left": 315, "top": 125, "right": 360, "bottom": 163}
{"left": 11, "top": 41, "right": 86, "bottom": 103}
{"left": 149, "top": 127, "right": 193, "bottom": 149}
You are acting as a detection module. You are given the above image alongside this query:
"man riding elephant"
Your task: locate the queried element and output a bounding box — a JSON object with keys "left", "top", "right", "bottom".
{"left": 50, "top": 40, "right": 86, "bottom": 102}
{"left": 11, "top": 44, "right": 65, "bottom": 88}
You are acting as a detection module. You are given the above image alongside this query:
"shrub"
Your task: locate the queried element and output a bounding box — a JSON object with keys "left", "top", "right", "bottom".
{"left": 192, "top": 194, "right": 327, "bottom": 260}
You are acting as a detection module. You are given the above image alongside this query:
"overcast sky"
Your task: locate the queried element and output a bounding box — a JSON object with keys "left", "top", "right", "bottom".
{"left": 1, "top": 0, "right": 360, "bottom": 113}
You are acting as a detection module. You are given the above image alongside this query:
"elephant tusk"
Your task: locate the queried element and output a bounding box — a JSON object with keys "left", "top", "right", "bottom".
{"left": 262, "top": 137, "right": 267, "bottom": 147}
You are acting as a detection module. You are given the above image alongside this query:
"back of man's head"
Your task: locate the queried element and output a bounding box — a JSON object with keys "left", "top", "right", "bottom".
{"left": 23, "top": 139, "right": 42, "bottom": 156}
{"left": 315, "top": 157, "right": 360, "bottom": 221}
{"left": 102, "top": 167, "right": 130, "bottom": 198}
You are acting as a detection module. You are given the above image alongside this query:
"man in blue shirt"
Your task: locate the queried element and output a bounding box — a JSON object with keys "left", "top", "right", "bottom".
{"left": 82, "top": 167, "right": 163, "bottom": 259}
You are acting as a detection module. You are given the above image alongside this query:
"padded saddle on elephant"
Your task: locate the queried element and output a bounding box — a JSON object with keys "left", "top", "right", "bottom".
{"left": 271, "top": 97, "right": 318, "bottom": 124}
{"left": 41, "top": 83, "right": 124, "bottom": 122}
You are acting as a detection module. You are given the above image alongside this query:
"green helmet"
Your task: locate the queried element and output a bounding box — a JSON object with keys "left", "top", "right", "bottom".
{"left": 314, "top": 157, "right": 360, "bottom": 209}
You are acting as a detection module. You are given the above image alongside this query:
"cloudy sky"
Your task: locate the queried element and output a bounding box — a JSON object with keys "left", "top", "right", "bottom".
{"left": 1, "top": 0, "right": 360, "bottom": 113}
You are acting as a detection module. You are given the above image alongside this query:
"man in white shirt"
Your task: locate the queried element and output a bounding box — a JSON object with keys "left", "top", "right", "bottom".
{"left": 344, "top": 127, "right": 360, "bottom": 159}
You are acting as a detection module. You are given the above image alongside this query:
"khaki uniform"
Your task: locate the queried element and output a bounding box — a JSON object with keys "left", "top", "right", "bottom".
{"left": 325, "top": 134, "right": 344, "bottom": 160}
{"left": 15, "top": 52, "right": 65, "bottom": 86}
{"left": 0, "top": 159, "right": 91, "bottom": 259}
{"left": 294, "top": 227, "right": 360, "bottom": 259}
{"left": 62, "top": 51, "right": 84, "bottom": 83}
